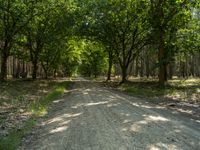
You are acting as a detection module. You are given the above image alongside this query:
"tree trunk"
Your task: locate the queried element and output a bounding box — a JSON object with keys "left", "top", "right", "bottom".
{"left": 128, "top": 61, "right": 134, "bottom": 76}
{"left": 42, "top": 64, "right": 48, "bottom": 79}
{"left": 158, "top": 31, "right": 167, "bottom": 86}
{"left": 121, "top": 66, "right": 127, "bottom": 83}
{"left": 32, "top": 60, "right": 38, "bottom": 80}
{"left": 0, "top": 52, "right": 8, "bottom": 81}
{"left": 16, "top": 60, "right": 21, "bottom": 78}
{"left": 145, "top": 51, "right": 150, "bottom": 78}
{"left": 107, "top": 58, "right": 113, "bottom": 81}
{"left": 44, "top": 69, "right": 48, "bottom": 79}
{"left": 168, "top": 63, "right": 173, "bottom": 80}
{"left": 140, "top": 57, "right": 144, "bottom": 77}
{"left": 190, "top": 55, "right": 195, "bottom": 77}
{"left": 135, "top": 57, "right": 139, "bottom": 77}
{"left": 12, "top": 57, "right": 16, "bottom": 78}
{"left": 53, "top": 69, "right": 57, "bottom": 78}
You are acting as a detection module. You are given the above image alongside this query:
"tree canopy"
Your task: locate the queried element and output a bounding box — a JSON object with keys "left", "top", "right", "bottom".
{"left": 0, "top": 0, "right": 199, "bottom": 85}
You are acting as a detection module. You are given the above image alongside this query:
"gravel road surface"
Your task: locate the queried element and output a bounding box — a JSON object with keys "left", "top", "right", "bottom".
{"left": 20, "top": 79, "right": 200, "bottom": 150}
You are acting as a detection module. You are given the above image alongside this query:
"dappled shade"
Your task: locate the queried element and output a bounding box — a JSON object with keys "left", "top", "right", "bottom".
{"left": 21, "top": 80, "right": 200, "bottom": 150}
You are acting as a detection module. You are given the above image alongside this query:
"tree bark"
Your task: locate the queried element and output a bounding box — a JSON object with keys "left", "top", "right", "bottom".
{"left": 107, "top": 57, "right": 113, "bottom": 81}
{"left": 168, "top": 63, "right": 173, "bottom": 80}
{"left": 32, "top": 60, "right": 38, "bottom": 80}
{"left": 121, "top": 66, "right": 127, "bottom": 83}
{"left": 158, "top": 31, "right": 167, "bottom": 86}
{"left": 140, "top": 57, "right": 144, "bottom": 77}
{"left": 44, "top": 69, "right": 48, "bottom": 79}
{"left": 0, "top": 52, "right": 8, "bottom": 81}
{"left": 145, "top": 51, "right": 150, "bottom": 78}
{"left": 135, "top": 57, "right": 139, "bottom": 77}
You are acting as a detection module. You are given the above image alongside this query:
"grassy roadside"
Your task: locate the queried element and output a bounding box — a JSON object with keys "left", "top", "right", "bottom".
{"left": 30, "top": 82, "right": 68, "bottom": 116}
{"left": 0, "top": 80, "right": 70, "bottom": 150}
{"left": 120, "top": 78, "right": 200, "bottom": 103}
{"left": 0, "top": 119, "right": 36, "bottom": 150}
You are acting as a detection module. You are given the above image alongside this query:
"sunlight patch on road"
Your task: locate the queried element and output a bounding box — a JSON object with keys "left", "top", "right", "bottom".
{"left": 121, "top": 113, "right": 131, "bottom": 117}
{"left": 123, "top": 119, "right": 132, "bottom": 124}
{"left": 148, "top": 143, "right": 178, "bottom": 150}
{"left": 85, "top": 101, "right": 109, "bottom": 106}
{"left": 147, "top": 116, "right": 169, "bottom": 122}
{"left": 63, "top": 113, "right": 83, "bottom": 118}
{"left": 195, "top": 120, "right": 200, "bottom": 123}
{"left": 126, "top": 115, "right": 169, "bottom": 133}
{"left": 50, "top": 126, "right": 68, "bottom": 134}
{"left": 83, "top": 92, "right": 89, "bottom": 95}
{"left": 59, "top": 120, "right": 71, "bottom": 126}
{"left": 131, "top": 124, "right": 141, "bottom": 132}
{"left": 121, "top": 98, "right": 165, "bottom": 109}
{"left": 130, "top": 120, "right": 148, "bottom": 132}
{"left": 47, "top": 118, "right": 62, "bottom": 125}
{"left": 72, "top": 101, "right": 110, "bottom": 108}
{"left": 148, "top": 145, "right": 160, "bottom": 150}
{"left": 107, "top": 102, "right": 121, "bottom": 107}
{"left": 44, "top": 113, "right": 82, "bottom": 127}
{"left": 53, "top": 99, "right": 65, "bottom": 103}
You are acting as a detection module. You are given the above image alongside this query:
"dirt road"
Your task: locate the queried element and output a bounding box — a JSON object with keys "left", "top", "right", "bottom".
{"left": 20, "top": 79, "right": 200, "bottom": 150}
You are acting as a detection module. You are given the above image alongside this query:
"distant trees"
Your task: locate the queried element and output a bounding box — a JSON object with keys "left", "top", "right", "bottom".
{"left": 79, "top": 41, "right": 107, "bottom": 77}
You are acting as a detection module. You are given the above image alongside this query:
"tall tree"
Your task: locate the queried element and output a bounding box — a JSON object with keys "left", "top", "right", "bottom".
{"left": 149, "top": 0, "right": 193, "bottom": 85}
{"left": 0, "top": 0, "right": 35, "bottom": 81}
{"left": 25, "top": 0, "right": 74, "bottom": 79}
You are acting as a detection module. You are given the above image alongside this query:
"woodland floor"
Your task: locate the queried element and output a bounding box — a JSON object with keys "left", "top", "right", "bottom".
{"left": 16, "top": 78, "right": 200, "bottom": 150}
{"left": 0, "top": 79, "right": 70, "bottom": 149}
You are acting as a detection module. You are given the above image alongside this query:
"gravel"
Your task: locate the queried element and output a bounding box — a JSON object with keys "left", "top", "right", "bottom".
{"left": 20, "top": 79, "right": 200, "bottom": 150}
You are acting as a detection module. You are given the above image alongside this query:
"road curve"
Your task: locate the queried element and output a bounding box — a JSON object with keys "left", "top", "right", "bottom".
{"left": 20, "top": 79, "right": 200, "bottom": 150}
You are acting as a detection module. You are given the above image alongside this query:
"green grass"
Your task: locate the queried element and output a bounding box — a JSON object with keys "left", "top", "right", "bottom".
{"left": 30, "top": 81, "right": 69, "bottom": 116}
{"left": 121, "top": 78, "right": 200, "bottom": 103}
{"left": 123, "top": 85, "right": 171, "bottom": 97}
{"left": 0, "top": 119, "right": 36, "bottom": 150}
{"left": 0, "top": 80, "right": 71, "bottom": 150}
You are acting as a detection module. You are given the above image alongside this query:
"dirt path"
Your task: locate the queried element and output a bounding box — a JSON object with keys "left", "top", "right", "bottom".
{"left": 20, "top": 79, "right": 200, "bottom": 150}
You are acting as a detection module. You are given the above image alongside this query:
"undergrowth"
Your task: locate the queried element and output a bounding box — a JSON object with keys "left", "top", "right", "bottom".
{"left": 0, "top": 81, "right": 70, "bottom": 150}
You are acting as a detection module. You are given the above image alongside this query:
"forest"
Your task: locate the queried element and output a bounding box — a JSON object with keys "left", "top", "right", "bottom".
{"left": 0, "top": 0, "right": 200, "bottom": 150}
{"left": 0, "top": 0, "right": 199, "bottom": 85}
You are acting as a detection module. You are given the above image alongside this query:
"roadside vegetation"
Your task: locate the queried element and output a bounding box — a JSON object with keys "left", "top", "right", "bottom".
{"left": 120, "top": 78, "right": 200, "bottom": 103}
{"left": 0, "top": 80, "right": 70, "bottom": 150}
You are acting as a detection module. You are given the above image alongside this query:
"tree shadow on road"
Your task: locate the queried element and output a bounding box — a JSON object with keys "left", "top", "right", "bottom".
{"left": 21, "top": 81, "right": 200, "bottom": 150}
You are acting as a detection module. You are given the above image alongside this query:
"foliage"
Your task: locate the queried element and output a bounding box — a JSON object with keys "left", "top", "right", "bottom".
{"left": 79, "top": 40, "right": 107, "bottom": 77}
{"left": 0, "top": 0, "right": 36, "bottom": 80}
{"left": 0, "top": 0, "right": 199, "bottom": 83}
{"left": 77, "top": 0, "right": 150, "bottom": 82}
{"left": 60, "top": 38, "right": 83, "bottom": 77}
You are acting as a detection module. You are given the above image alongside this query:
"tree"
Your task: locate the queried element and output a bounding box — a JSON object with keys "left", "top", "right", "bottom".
{"left": 60, "top": 38, "right": 83, "bottom": 77}
{"left": 149, "top": 0, "right": 194, "bottom": 85}
{"left": 0, "top": 0, "right": 35, "bottom": 81}
{"left": 80, "top": 0, "right": 150, "bottom": 83}
{"left": 79, "top": 40, "right": 107, "bottom": 77}
{"left": 25, "top": 0, "right": 74, "bottom": 79}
